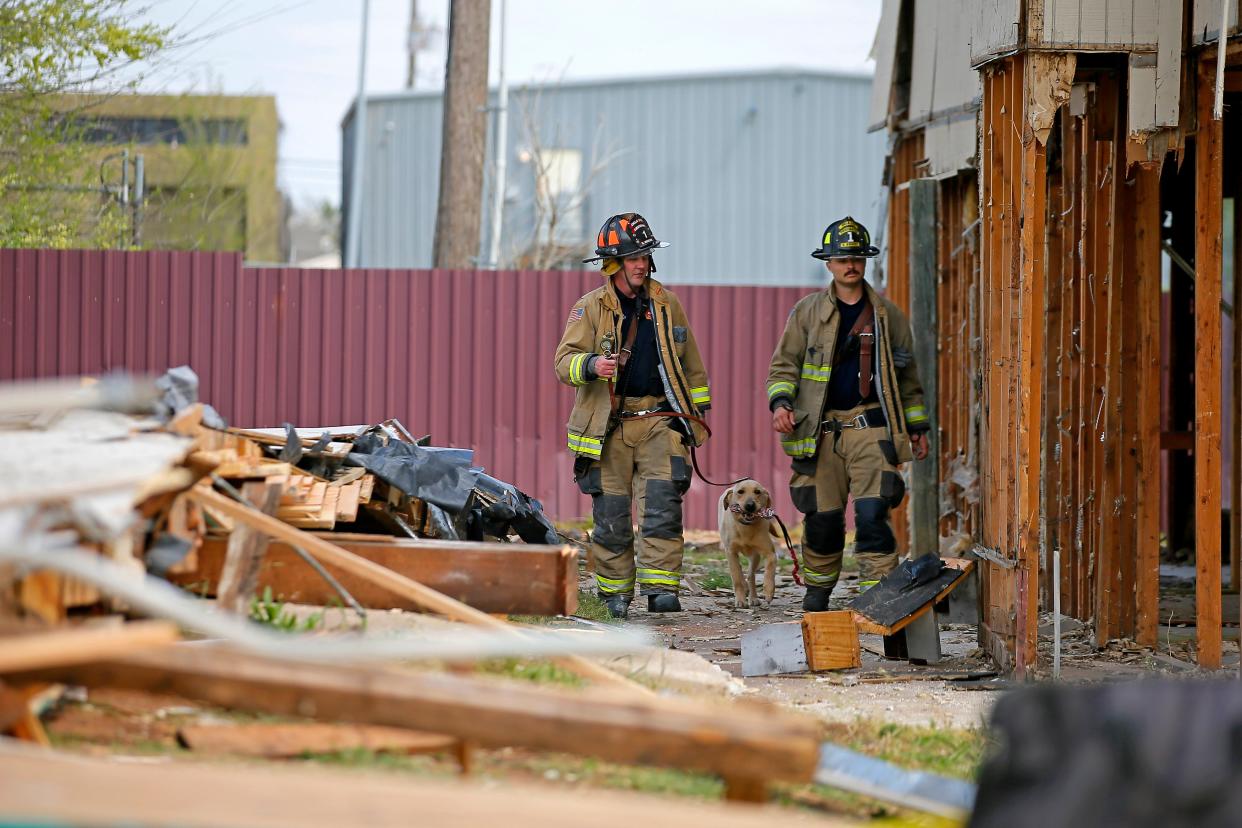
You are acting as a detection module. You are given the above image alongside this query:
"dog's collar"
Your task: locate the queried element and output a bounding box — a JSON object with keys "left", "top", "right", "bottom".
{"left": 729, "top": 503, "right": 775, "bottom": 525}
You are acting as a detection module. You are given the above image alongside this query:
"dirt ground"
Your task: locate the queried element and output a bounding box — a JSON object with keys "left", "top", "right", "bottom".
{"left": 591, "top": 532, "right": 1241, "bottom": 728}
{"left": 611, "top": 533, "right": 1004, "bottom": 730}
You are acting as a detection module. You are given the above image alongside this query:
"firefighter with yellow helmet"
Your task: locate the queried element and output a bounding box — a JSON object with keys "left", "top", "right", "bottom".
{"left": 766, "top": 216, "right": 931, "bottom": 612}
{"left": 554, "top": 213, "right": 710, "bottom": 618}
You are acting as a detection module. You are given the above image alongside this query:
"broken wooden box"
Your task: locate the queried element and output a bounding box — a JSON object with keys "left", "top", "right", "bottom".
{"left": 741, "top": 611, "right": 860, "bottom": 677}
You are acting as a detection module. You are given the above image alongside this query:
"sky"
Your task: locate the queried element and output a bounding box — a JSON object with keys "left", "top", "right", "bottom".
{"left": 132, "top": 0, "right": 883, "bottom": 206}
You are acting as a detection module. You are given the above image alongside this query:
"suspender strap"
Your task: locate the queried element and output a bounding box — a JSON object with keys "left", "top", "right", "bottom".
{"left": 831, "top": 299, "right": 876, "bottom": 398}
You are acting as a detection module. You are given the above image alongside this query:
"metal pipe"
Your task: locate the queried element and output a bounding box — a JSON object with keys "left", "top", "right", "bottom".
{"left": 132, "top": 154, "right": 144, "bottom": 248}
{"left": 344, "top": 0, "right": 371, "bottom": 268}
{"left": 486, "top": 0, "right": 508, "bottom": 269}
{"left": 1214, "top": 0, "right": 1229, "bottom": 120}
{"left": 1053, "top": 543, "right": 1061, "bottom": 680}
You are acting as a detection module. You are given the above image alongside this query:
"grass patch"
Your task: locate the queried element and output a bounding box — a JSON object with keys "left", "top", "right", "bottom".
{"left": 699, "top": 569, "right": 733, "bottom": 590}
{"left": 683, "top": 545, "right": 722, "bottom": 567}
{"left": 250, "top": 586, "right": 323, "bottom": 633}
{"left": 824, "top": 720, "right": 989, "bottom": 781}
{"left": 477, "top": 658, "right": 585, "bottom": 687}
{"left": 573, "top": 591, "right": 619, "bottom": 623}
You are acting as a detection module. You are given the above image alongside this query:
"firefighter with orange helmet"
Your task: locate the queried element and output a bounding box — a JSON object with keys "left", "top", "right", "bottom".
{"left": 554, "top": 213, "right": 711, "bottom": 618}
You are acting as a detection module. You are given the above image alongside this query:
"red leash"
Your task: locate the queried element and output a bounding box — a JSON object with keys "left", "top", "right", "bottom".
{"left": 618, "top": 410, "right": 807, "bottom": 587}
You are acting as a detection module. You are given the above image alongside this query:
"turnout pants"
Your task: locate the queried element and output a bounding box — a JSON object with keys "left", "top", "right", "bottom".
{"left": 788, "top": 403, "right": 907, "bottom": 593}
{"left": 578, "top": 395, "right": 691, "bottom": 597}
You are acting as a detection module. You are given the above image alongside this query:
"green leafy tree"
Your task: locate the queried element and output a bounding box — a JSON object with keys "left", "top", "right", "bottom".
{"left": 0, "top": 0, "right": 166, "bottom": 247}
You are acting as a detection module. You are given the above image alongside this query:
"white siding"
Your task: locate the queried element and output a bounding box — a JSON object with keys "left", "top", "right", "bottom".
{"left": 970, "top": 0, "right": 1022, "bottom": 65}
{"left": 1040, "top": 0, "right": 1161, "bottom": 47}
{"left": 1193, "top": 0, "right": 1241, "bottom": 44}
{"left": 907, "top": 0, "right": 983, "bottom": 124}
{"left": 869, "top": 0, "right": 903, "bottom": 130}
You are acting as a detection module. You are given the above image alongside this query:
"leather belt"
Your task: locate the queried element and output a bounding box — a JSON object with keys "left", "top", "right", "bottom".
{"left": 822, "top": 408, "right": 885, "bottom": 431}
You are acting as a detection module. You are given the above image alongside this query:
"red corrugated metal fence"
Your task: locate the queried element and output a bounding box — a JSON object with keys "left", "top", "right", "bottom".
{"left": 1, "top": 248, "right": 813, "bottom": 528}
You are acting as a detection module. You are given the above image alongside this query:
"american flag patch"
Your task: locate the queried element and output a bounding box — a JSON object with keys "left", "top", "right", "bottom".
{"left": 568, "top": 307, "right": 584, "bottom": 323}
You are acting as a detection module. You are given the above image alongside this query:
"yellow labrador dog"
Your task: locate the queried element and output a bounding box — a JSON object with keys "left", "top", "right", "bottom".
{"left": 718, "top": 479, "right": 778, "bottom": 609}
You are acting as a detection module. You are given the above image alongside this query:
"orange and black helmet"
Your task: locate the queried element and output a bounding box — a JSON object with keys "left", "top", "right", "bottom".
{"left": 583, "top": 212, "right": 669, "bottom": 264}
{"left": 811, "top": 216, "right": 880, "bottom": 260}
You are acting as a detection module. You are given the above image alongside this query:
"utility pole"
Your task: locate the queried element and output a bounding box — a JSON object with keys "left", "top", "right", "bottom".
{"left": 432, "top": 0, "right": 491, "bottom": 269}
{"left": 345, "top": 0, "right": 371, "bottom": 268}
{"left": 405, "top": 0, "right": 419, "bottom": 88}
{"left": 486, "top": 0, "right": 508, "bottom": 269}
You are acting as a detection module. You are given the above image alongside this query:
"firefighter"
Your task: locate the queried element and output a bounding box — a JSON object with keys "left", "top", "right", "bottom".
{"left": 766, "top": 216, "right": 931, "bottom": 612}
{"left": 554, "top": 213, "right": 711, "bottom": 618}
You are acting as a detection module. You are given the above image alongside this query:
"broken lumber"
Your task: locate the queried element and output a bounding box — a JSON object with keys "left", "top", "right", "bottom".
{"left": 177, "top": 722, "right": 458, "bottom": 759}
{"left": 801, "top": 611, "right": 861, "bottom": 671}
{"left": 741, "top": 612, "right": 860, "bottom": 677}
{"left": 216, "top": 480, "right": 284, "bottom": 613}
{"left": 851, "top": 557, "right": 975, "bottom": 636}
{"left": 0, "top": 738, "right": 829, "bottom": 828}
{"left": 0, "top": 620, "right": 177, "bottom": 673}
{"left": 5, "top": 643, "right": 821, "bottom": 786}
{"left": 174, "top": 533, "right": 578, "bottom": 616}
{"left": 188, "top": 486, "right": 642, "bottom": 695}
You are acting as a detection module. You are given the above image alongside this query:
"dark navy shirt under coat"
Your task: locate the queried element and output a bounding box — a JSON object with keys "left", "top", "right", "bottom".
{"left": 614, "top": 288, "right": 665, "bottom": 399}
{"left": 825, "top": 296, "right": 879, "bottom": 412}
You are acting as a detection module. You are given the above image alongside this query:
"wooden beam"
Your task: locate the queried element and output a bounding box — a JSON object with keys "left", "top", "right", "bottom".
{"left": 188, "top": 486, "right": 641, "bottom": 694}
{"left": 0, "top": 621, "right": 177, "bottom": 673}
{"left": 1195, "top": 63, "right": 1224, "bottom": 669}
{"left": 174, "top": 534, "right": 579, "bottom": 617}
{"left": 1134, "top": 164, "right": 1163, "bottom": 645}
{"left": 5, "top": 644, "right": 820, "bottom": 785}
{"left": 1015, "top": 82, "right": 1047, "bottom": 674}
{"left": 908, "top": 178, "right": 940, "bottom": 557}
{"left": 1232, "top": 183, "right": 1241, "bottom": 595}
{"left": 0, "top": 740, "right": 828, "bottom": 828}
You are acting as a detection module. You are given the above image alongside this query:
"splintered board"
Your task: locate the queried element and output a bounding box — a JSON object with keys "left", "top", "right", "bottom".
{"left": 849, "top": 558, "right": 974, "bottom": 635}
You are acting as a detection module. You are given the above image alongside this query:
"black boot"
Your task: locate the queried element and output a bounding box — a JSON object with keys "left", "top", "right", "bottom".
{"left": 601, "top": 593, "right": 632, "bottom": 619}
{"left": 802, "top": 585, "right": 833, "bottom": 612}
{"left": 647, "top": 591, "right": 682, "bottom": 613}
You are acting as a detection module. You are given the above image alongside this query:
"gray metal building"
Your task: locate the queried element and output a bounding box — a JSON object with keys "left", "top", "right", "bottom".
{"left": 342, "top": 69, "right": 886, "bottom": 285}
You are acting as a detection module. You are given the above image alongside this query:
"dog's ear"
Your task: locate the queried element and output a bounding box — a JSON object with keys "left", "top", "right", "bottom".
{"left": 759, "top": 487, "right": 772, "bottom": 509}
{"left": 723, "top": 488, "right": 733, "bottom": 508}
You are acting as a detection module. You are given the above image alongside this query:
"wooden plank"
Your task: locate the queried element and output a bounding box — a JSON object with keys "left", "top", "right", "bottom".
{"left": 189, "top": 487, "right": 631, "bottom": 693}
{"left": 801, "top": 611, "right": 861, "bottom": 671}
{"left": 335, "top": 481, "right": 362, "bottom": 522}
{"left": 908, "top": 178, "right": 940, "bottom": 557}
{"left": 1194, "top": 64, "right": 1224, "bottom": 669}
{"left": 1231, "top": 186, "right": 1241, "bottom": 594}
{"left": 8, "top": 644, "right": 821, "bottom": 785}
{"left": 1096, "top": 111, "right": 1122, "bottom": 644}
{"left": 1118, "top": 166, "right": 1139, "bottom": 638}
{"left": 177, "top": 722, "right": 458, "bottom": 759}
{"left": 216, "top": 480, "right": 285, "bottom": 614}
{"left": 0, "top": 740, "right": 826, "bottom": 828}
{"left": 1134, "top": 164, "right": 1163, "bottom": 645}
{"left": 1015, "top": 55, "right": 1046, "bottom": 673}
{"left": 0, "top": 621, "right": 177, "bottom": 673}
{"left": 174, "top": 534, "right": 580, "bottom": 617}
